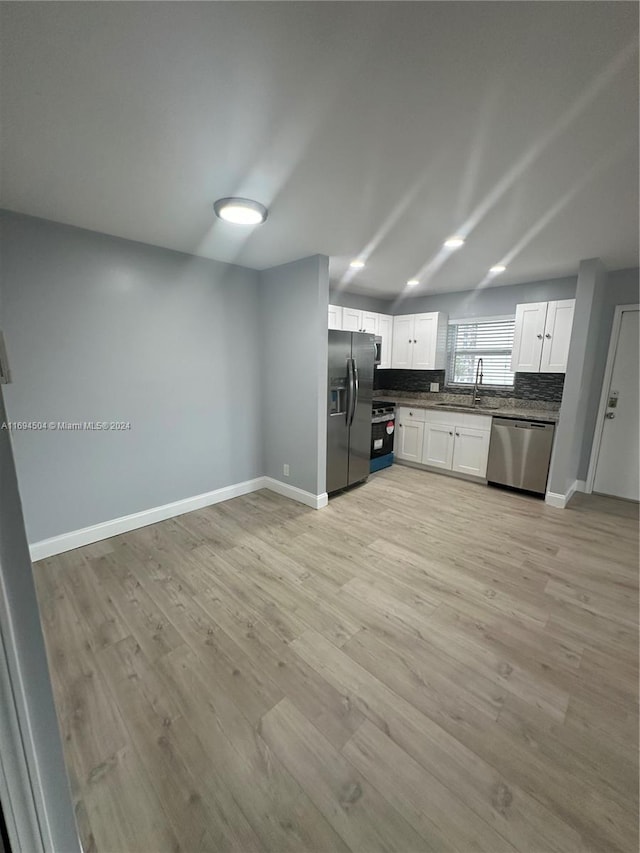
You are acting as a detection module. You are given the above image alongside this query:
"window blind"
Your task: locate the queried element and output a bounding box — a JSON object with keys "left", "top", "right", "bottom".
{"left": 447, "top": 319, "right": 515, "bottom": 386}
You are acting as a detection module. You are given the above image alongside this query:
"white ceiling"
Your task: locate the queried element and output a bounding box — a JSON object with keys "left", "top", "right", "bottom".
{"left": 1, "top": 2, "right": 638, "bottom": 298}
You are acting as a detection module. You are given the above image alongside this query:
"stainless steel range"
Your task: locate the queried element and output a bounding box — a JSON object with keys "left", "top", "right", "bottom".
{"left": 370, "top": 400, "right": 396, "bottom": 473}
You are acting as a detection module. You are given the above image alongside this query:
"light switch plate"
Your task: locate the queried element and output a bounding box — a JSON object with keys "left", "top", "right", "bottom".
{"left": 430, "top": 382, "right": 439, "bottom": 392}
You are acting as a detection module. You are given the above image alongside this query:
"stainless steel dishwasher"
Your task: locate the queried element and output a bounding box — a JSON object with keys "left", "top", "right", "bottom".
{"left": 487, "top": 418, "right": 555, "bottom": 495}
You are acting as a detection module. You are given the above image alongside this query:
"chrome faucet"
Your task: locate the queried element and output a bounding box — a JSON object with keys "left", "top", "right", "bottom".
{"left": 472, "top": 358, "right": 484, "bottom": 407}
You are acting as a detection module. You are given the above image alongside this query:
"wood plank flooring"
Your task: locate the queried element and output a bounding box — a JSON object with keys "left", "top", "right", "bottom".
{"left": 33, "top": 467, "right": 639, "bottom": 853}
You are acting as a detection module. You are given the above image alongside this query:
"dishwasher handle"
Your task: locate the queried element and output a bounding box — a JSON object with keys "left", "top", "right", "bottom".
{"left": 492, "top": 418, "right": 554, "bottom": 431}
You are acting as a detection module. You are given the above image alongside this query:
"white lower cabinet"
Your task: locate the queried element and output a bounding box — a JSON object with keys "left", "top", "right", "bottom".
{"left": 396, "top": 407, "right": 491, "bottom": 478}
{"left": 396, "top": 408, "right": 425, "bottom": 463}
{"left": 397, "top": 420, "right": 425, "bottom": 463}
{"left": 423, "top": 423, "right": 455, "bottom": 469}
{"left": 451, "top": 426, "right": 491, "bottom": 478}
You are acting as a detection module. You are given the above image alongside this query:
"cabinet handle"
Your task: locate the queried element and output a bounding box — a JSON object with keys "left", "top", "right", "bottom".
{"left": 414, "top": 339, "right": 417, "bottom": 343}
{"left": 455, "top": 432, "right": 460, "bottom": 436}
{"left": 408, "top": 339, "right": 412, "bottom": 343}
{"left": 449, "top": 431, "right": 453, "bottom": 436}
{"left": 537, "top": 334, "right": 543, "bottom": 339}
{"left": 545, "top": 333, "right": 552, "bottom": 339}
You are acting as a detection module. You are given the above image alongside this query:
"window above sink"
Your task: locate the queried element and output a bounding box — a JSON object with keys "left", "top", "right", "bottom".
{"left": 447, "top": 317, "right": 515, "bottom": 388}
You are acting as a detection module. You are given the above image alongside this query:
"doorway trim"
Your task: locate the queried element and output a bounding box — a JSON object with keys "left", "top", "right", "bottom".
{"left": 586, "top": 303, "right": 639, "bottom": 494}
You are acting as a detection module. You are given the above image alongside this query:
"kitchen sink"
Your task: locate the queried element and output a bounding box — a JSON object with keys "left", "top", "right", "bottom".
{"left": 435, "top": 402, "right": 500, "bottom": 410}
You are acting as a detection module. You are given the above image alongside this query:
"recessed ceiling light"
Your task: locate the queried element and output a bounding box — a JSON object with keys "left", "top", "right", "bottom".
{"left": 213, "top": 197, "right": 268, "bottom": 225}
{"left": 349, "top": 259, "right": 365, "bottom": 269}
{"left": 489, "top": 264, "right": 506, "bottom": 274}
{"left": 444, "top": 236, "right": 465, "bottom": 249}
{"left": 406, "top": 279, "right": 419, "bottom": 287}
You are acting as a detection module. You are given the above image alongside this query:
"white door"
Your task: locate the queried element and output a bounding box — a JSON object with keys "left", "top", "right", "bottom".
{"left": 396, "top": 419, "right": 424, "bottom": 463}
{"left": 423, "top": 423, "right": 455, "bottom": 469}
{"left": 452, "top": 427, "right": 491, "bottom": 477}
{"left": 391, "top": 315, "right": 414, "bottom": 368}
{"left": 361, "top": 312, "right": 378, "bottom": 334}
{"left": 413, "top": 313, "right": 437, "bottom": 370}
{"left": 540, "top": 299, "right": 575, "bottom": 373}
{"left": 328, "top": 304, "right": 343, "bottom": 330}
{"left": 593, "top": 309, "right": 639, "bottom": 501}
{"left": 341, "top": 308, "right": 362, "bottom": 332}
{"left": 378, "top": 314, "right": 393, "bottom": 369}
{"left": 511, "top": 302, "right": 547, "bottom": 372}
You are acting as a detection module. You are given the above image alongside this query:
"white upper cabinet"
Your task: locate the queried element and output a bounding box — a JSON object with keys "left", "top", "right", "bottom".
{"left": 361, "top": 312, "right": 378, "bottom": 334}
{"left": 391, "top": 312, "right": 448, "bottom": 370}
{"left": 539, "top": 299, "right": 575, "bottom": 373}
{"left": 328, "top": 304, "right": 343, "bottom": 330}
{"left": 511, "top": 302, "right": 547, "bottom": 372}
{"left": 390, "top": 315, "right": 414, "bottom": 368}
{"left": 377, "top": 314, "right": 393, "bottom": 369}
{"left": 511, "top": 299, "right": 575, "bottom": 373}
{"left": 338, "top": 308, "right": 378, "bottom": 333}
{"left": 341, "top": 307, "right": 362, "bottom": 332}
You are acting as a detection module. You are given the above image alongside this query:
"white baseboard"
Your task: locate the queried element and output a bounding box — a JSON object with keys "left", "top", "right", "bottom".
{"left": 545, "top": 479, "right": 579, "bottom": 509}
{"left": 263, "top": 477, "right": 328, "bottom": 509}
{"left": 29, "top": 477, "right": 266, "bottom": 561}
{"left": 29, "top": 476, "right": 328, "bottom": 561}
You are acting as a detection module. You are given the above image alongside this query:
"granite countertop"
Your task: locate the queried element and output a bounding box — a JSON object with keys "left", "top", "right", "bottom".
{"left": 378, "top": 395, "right": 560, "bottom": 423}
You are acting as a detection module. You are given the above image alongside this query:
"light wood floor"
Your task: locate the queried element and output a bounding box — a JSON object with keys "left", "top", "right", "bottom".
{"left": 34, "top": 466, "right": 639, "bottom": 853}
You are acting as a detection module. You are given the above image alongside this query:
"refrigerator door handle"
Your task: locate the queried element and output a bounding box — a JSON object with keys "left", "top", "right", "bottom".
{"left": 346, "top": 358, "right": 354, "bottom": 426}
{"left": 350, "top": 359, "right": 359, "bottom": 426}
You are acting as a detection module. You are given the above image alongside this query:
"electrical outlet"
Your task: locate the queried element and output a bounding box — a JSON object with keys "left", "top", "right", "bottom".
{"left": 283, "top": 463, "right": 290, "bottom": 477}
{"left": 430, "top": 382, "right": 439, "bottom": 392}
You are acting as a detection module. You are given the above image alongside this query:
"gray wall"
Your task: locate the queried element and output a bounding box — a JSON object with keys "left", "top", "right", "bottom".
{"left": 548, "top": 259, "right": 607, "bottom": 495}
{"left": 260, "top": 256, "right": 329, "bottom": 496}
{"left": 328, "top": 290, "right": 390, "bottom": 314}
{"left": 0, "top": 388, "right": 80, "bottom": 852}
{"left": 577, "top": 266, "right": 639, "bottom": 478}
{"left": 388, "top": 276, "right": 577, "bottom": 319}
{"left": 0, "top": 211, "right": 263, "bottom": 543}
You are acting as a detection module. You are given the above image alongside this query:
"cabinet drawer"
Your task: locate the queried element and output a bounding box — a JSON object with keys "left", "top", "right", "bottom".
{"left": 397, "top": 406, "right": 426, "bottom": 423}
{"left": 459, "top": 412, "right": 492, "bottom": 431}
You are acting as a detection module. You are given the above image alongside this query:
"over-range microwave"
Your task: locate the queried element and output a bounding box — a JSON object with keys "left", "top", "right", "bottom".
{"left": 374, "top": 336, "right": 382, "bottom": 367}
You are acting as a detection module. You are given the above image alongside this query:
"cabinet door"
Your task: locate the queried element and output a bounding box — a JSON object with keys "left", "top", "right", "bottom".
{"left": 377, "top": 314, "right": 393, "bottom": 369}
{"left": 361, "top": 312, "right": 378, "bottom": 334}
{"left": 452, "top": 427, "right": 491, "bottom": 477}
{"left": 540, "top": 299, "right": 575, "bottom": 373}
{"left": 328, "top": 304, "right": 343, "bottom": 330}
{"left": 423, "top": 423, "right": 455, "bottom": 469}
{"left": 511, "top": 302, "right": 547, "bottom": 372}
{"left": 341, "top": 308, "right": 362, "bottom": 332}
{"left": 396, "top": 418, "right": 424, "bottom": 463}
{"left": 391, "top": 315, "right": 414, "bottom": 368}
{"left": 412, "top": 313, "right": 438, "bottom": 369}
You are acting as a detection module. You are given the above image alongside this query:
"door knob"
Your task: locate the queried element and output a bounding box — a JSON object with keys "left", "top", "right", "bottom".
{"left": 605, "top": 412, "right": 616, "bottom": 419}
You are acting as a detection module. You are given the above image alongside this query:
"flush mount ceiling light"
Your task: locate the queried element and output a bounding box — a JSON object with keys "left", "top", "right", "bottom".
{"left": 406, "top": 279, "right": 420, "bottom": 287}
{"left": 349, "top": 259, "right": 366, "bottom": 269}
{"left": 213, "top": 197, "right": 268, "bottom": 225}
{"left": 489, "top": 264, "right": 507, "bottom": 274}
{"left": 443, "top": 235, "right": 465, "bottom": 249}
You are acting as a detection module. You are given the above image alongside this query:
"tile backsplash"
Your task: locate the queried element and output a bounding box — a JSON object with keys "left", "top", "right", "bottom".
{"left": 374, "top": 368, "right": 565, "bottom": 403}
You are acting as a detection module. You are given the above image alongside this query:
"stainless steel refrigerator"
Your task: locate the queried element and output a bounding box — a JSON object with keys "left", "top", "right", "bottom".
{"left": 327, "top": 330, "right": 374, "bottom": 494}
